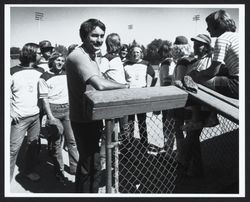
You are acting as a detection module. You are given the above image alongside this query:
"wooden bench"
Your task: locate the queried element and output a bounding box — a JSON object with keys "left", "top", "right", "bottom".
{"left": 187, "top": 84, "right": 239, "bottom": 124}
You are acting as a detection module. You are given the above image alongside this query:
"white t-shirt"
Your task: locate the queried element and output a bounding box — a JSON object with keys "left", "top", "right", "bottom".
{"left": 38, "top": 70, "right": 69, "bottom": 104}
{"left": 10, "top": 65, "right": 44, "bottom": 117}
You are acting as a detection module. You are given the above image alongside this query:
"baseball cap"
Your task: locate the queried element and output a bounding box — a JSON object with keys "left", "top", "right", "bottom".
{"left": 191, "top": 34, "right": 211, "bottom": 45}
{"left": 39, "top": 40, "right": 54, "bottom": 50}
{"left": 174, "top": 36, "right": 188, "bottom": 45}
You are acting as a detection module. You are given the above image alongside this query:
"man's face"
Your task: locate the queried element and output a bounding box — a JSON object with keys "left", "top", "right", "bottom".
{"left": 84, "top": 26, "right": 105, "bottom": 53}
{"left": 131, "top": 47, "right": 142, "bottom": 62}
{"left": 193, "top": 41, "right": 206, "bottom": 57}
{"left": 42, "top": 48, "right": 53, "bottom": 60}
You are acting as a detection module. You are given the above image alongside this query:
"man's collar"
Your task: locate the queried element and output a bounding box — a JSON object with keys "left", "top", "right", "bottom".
{"left": 81, "top": 44, "right": 102, "bottom": 60}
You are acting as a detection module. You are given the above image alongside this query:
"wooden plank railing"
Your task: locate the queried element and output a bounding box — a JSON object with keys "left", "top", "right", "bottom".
{"left": 187, "top": 84, "right": 239, "bottom": 124}
{"left": 84, "top": 86, "right": 189, "bottom": 120}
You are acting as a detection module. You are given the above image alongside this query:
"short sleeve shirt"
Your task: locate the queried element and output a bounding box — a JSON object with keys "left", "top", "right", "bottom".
{"left": 99, "top": 54, "right": 127, "bottom": 84}
{"left": 124, "top": 60, "right": 155, "bottom": 88}
{"left": 65, "top": 46, "right": 101, "bottom": 122}
{"left": 10, "top": 65, "right": 44, "bottom": 117}
{"left": 38, "top": 70, "right": 69, "bottom": 104}
{"left": 212, "top": 32, "right": 239, "bottom": 76}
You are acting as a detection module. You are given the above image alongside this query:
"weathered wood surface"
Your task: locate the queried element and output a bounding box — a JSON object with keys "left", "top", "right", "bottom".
{"left": 198, "top": 84, "right": 239, "bottom": 108}
{"left": 188, "top": 85, "right": 239, "bottom": 123}
{"left": 84, "top": 86, "right": 188, "bottom": 120}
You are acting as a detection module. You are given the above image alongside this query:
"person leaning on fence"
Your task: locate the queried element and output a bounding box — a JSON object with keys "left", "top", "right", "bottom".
{"left": 167, "top": 36, "right": 199, "bottom": 176}
{"left": 65, "top": 18, "right": 129, "bottom": 193}
{"left": 179, "top": 34, "right": 220, "bottom": 131}
{"left": 10, "top": 43, "right": 44, "bottom": 182}
{"left": 172, "top": 34, "right": 217, "bottom": 177}
{"left": 189, "top": 9, "right": 239, "bottom": 100}
{"left": 38, "top": 52, "right": 79, "bottom": 185}
{"left": 124, "top": 45, "right": 157, "bottom": 152}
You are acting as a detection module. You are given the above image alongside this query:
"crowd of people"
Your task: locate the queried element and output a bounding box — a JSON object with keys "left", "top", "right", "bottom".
{"left": 10, "top": 9, "right": 239, "bottom": 193}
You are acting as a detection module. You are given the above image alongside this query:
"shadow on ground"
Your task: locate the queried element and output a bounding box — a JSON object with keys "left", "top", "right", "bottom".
{"left": 14, "top": 137, "right": 75, "bottom": 193}
{"left": 174, "top": 129, "right": 239, "bottom": 193}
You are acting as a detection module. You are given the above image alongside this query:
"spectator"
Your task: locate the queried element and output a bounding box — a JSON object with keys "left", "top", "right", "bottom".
{"left": 158, "top": 40, "right": 175, "bottom": 86}
{"left": 157, "top": 40, "right": 176, "bottom": 153}
{"left": 171, "top": 36, "right": 195, "bottom": 82}
{"left": 124, "top": 45, "right": 157, "bottom": 152}
{"left": 100, "top": 33, "right": 127, "bottom": 84}
{"left": 38, "top": 40, "right": 54, "bottom": 72}
{"left": 99, "top": 33, "right": 130, "bottom": 169}
{"left": 65, "top": 18, "right": 128, "bottom": 193}
{"left": 174, "top": 34, "right": 214, "bottom": 177}
{"left": 167, "top": 36, "right": 196, "bottom": 176}
{"left": 10, "top": 43, "right": 44, "bottom": 182}
{"left": 119, "top": 44, "right": 129, "bottom": 63}
{"left": 181, "top": 34, "right": 219, "bottom": 131}
{"left": 189, "top": 9, "right": 239, "bottom": 99}
{"left": 38, "top": 52, "right": 79, "bottom": 184}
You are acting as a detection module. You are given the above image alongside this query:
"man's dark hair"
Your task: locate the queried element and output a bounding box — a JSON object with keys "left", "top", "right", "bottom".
{"left": 19, "top": 43, "right": 40, "bottom": 65}
{"left": 79, "top": 18, "right": 106, "bottom": 42}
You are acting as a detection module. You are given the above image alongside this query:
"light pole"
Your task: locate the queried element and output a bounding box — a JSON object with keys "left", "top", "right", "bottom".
{"left": 192, "top": 14, "right": 200, "bottom": 35}
{"left": 35, "top": 12, "right": 44, "bottom": 33}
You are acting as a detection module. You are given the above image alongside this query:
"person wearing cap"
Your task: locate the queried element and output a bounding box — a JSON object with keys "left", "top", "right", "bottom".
{"left": 189, "top": 9, "right": 239, "bottom": 99}
{"left": 10, "top": 43, "right": 44, "bottom": 182}
{"left": 38, "top": 52, "right": 79, "bottom": 184}
{"left": 171, "top": 35, "right": 195, "bottom": 81}
{"left": 38, "top": 40, "right": 54, "bottom": 72}
{"left": 124, "top": 44, "right": 157, "bottom": 152}
{"left": 174, "top": 34, "right": 216, "bottom": 177}
{"left": 65, "top": 19, "right": 128, "bottom": 193}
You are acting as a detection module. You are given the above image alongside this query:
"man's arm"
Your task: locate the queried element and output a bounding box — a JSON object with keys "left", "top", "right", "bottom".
{"left": 147, "top": 63, "right": 157, "bottom": 87}
{"left": 42, "top": 98, "right": 56, "bottom": 121}
{"left": 88, "top": 75, "right": 129, "bottom": 90}
{"left": 189, "top": 61, "right": 222, "bottom": 83}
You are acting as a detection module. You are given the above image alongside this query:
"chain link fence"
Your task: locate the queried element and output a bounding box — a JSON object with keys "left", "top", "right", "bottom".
{"left": 101, "top": 111, "right": 239, "bottom": 193}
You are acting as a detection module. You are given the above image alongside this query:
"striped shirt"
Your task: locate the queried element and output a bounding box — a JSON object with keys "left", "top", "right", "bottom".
{"left": 39, "top": 70, "right": 69, "bottom": 104}
{"left": 212, "top": 32, "right": 239, "bottom": 76}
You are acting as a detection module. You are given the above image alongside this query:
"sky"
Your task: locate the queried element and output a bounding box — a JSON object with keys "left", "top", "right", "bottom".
{"left": 7, "top": 4, "right": 241, "bottom": 54}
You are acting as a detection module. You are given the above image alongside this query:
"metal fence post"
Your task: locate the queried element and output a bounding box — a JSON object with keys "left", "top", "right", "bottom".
{"left": 105, "top": 119, "right": 115, "bottom": 193}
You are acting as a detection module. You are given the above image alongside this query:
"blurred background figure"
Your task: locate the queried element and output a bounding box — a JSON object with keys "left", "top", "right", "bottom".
{"left": 38, "top": 40, "right": 54, "bottom": 72}
{"left": 119, "top": 44, "right": 129, "bottom": 63}
{"left": 67, "top": 44, "right": 78, "bottom": 56}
